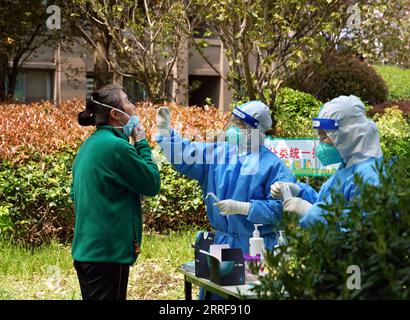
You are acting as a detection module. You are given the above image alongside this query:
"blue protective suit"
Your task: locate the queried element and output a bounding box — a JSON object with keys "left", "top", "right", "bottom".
{"left": 297, "top": 95, "right": 384, "bottom": 228}
{"left": 156, "top": 129, "right": 297, "bottom": 254}
{"left": 298, "top": 157, "right": 383, "bottom": 227}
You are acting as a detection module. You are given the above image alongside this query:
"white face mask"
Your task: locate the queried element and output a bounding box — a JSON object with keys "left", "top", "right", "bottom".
{"left": 90, "top": 96, "right": 140, "bottom": 137}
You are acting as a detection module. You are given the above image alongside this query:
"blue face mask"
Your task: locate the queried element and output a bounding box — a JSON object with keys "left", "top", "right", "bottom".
{"left": 121, "top": 115, "right": 140, "bottom": 137}
{"left": 225, "top": 126, "right": 244, "bottom": 145}
{"left": 315, "top": 142, "right": 342, "bottom": 166}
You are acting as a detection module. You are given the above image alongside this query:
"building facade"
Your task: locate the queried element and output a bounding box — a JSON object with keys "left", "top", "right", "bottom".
{"left": 12, "top": 38, "right": 233, "bottom": 111}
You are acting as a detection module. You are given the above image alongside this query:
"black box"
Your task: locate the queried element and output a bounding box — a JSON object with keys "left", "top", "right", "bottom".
{"left": 194, "top": 231, "right": 215, "bottom": 279}
{"left": 194, "top": 231, "right": 245, "bottom": 286}
{"left": 209, "top": 248, "right": 245, "bottom": 286}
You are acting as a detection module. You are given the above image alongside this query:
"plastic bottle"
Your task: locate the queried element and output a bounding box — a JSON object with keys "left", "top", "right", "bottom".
{"left": 280, "top": 184, "right": 292, "bottom": 200}
{"left": 249, "top": 224, "right": 264, "bottom": 260}
{"left": 274, "top": 230, "right": 288, "bottom": 256}
{"left": 277, "top": 230, "right": 287, "bottom": 246}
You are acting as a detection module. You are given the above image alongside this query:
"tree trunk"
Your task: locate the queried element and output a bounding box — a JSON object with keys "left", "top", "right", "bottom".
{"left": 93, "top": 26, "right": 110, "bottom": 90}
{"left": 6, "top": 61, "right": 19, "bottom": 101}
{"left": 266, "top": 93, "right": 277, "bottom": 136}
{"left": 242, "top": 51, "right": 256, "bottom": 101}
{"left": 0, "top": 54, "right": 8, "bottom": 101}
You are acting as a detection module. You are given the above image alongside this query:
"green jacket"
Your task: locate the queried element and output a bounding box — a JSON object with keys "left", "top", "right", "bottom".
{"left": 70, "top": 126, "right": 160, "bottom": 265}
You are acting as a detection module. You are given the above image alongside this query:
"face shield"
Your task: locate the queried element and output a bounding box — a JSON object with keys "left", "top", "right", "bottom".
{"left": 313, "top": 118, "right": 338, "bottom": 145}
{"left": 312, "top": 117, "right": 342, "bottom": 166}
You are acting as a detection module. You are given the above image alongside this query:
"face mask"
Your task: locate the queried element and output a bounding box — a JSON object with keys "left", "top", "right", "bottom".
{"left": 225, "top": 126, "right": 245, "bottom": 145}
{"left": 315, "top": 142, "right": 342, "bottom": 166}
{"left": 90, "top": 97, "right": 139, "bottom": 137}
{"left": 120, "top": 115, "right": 140, "bottom": 137}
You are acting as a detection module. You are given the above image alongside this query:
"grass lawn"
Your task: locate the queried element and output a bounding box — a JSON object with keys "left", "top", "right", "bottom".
{"left": 0, "top": 229, "right": 199, "bottom": 300}
{"left": 374, "top": 65, "right": 410, "bottom": 101}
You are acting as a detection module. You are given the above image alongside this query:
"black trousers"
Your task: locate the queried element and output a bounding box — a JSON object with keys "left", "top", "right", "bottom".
{"left": 74, "top": 260, "right": 130, "bottom": 300}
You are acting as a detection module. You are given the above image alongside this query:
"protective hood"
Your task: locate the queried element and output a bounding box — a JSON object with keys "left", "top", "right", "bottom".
{"left": 232, "top": 100, "right": 272, "bottom": 150}
{"left": 317, "top": 95, "right": 382, "bottom": 167}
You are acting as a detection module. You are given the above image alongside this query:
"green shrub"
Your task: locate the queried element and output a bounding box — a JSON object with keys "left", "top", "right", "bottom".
{"left": 273, "top": 87, "right": 322, "bottom": 138}
{"left": 287, "top": 53, "right": 388, "bottom": 105}
{"left": 0, "top": 149, "right": 76, "bottom": 246}
{"left": 252, "top": 152, "right": 410, "bottom": 299}
{"left": 374, "top": 65, "right": 410, "bottom": 101}
{"left": 0, "top": 145, "right": 209, "bottom": 246}
{"left": 374, "top": 107, "right": 410, "bottom": 159}
{"left": 143, "top": 148, "right": 209, "bottom": 232}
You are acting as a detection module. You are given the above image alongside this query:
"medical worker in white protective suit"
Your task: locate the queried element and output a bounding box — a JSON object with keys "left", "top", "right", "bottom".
{"left": 270, "top": 95, "right": 384, "bottom": 228}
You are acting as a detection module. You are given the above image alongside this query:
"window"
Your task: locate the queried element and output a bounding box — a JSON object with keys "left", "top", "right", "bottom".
{"left": 123, "top": 77, "right": 147, "bottom": 103}
{"left": 11, "top": 69, "right": 53, "bottom": 102}
{"left": 86, "top": 73, "right": 94, "bottom": 99}
{"left": 25, "top": 70, "right": 53, "bottom": 102}
{"left": 189, "top": 75, "right": 220, "bottom": 107}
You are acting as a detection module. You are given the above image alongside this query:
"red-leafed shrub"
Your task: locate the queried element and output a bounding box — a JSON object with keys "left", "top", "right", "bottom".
{"left": 1, "top": 100, "right": 228, "bottom": 245}
{"left": 0, "top": 100, "right": 92, "bottom": 163}
{"left": 0, "top": 100, "right": 230, "bottom": 163}
{"left": 135, "top": 101, "right": 231, "bottom": 143}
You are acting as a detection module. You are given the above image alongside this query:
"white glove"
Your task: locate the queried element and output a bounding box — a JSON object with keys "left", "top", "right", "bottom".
{"left": 156, "top": 106, "right": 171, "bottom": 136}
{"left": 283, "top": 197, "right": 312, "bottom": 216}
{"left": 132, "top": 123, "right": 146, "bottom": 142}
{"left": 270, "top": 182, "right": 301, "bottom": 200}
{"left": 214, "top": 199, "right": 251, "bottom": 216}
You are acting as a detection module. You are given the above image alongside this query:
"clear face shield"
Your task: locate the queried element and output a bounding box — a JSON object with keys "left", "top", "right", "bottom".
{"left": 224, "top": 115, "right": 247, "bottom": 131}
{"left": 312, "top": 118, "right": 342, "bottom": 165}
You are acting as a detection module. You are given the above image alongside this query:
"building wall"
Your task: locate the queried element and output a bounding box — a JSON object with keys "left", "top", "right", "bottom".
{"left": 12, "top": 38, "right": 233, "bottom": 110}
{"left": 59, "top": 41, "right": 89, "bottom": 101}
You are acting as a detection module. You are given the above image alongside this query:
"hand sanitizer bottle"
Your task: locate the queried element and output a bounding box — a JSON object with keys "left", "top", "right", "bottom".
{"left": 249, "top": 224, "right": 264, "bottom": 260}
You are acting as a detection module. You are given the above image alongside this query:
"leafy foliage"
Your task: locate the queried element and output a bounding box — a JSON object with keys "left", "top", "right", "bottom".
{"left": 69, "top": 0, "right": 190, "bottom": 102}
{"left": 341, "top": 1, "right": 410, "bottom": 67}
{"left": 252, "top": 152, "right": 410, "bottom": 299}
{"left": 273, "top": 87, "right": 322, "bottom": 138}
{"left": 134, "top": 102, "right": 230, "bottom": 145}
{"left": 287, "top": 52, "right": 388, "bottom": 105}
{"left": 374, "top": 107, "right": 410, "bottom": 159}
{"left": 0, "top": 151, "right": 76, "bottom": 246}
{"left": 0, "top": 100, "right": 92, "bottom": 162}
{"left": 189, "top": 0, "right": 347, "bottom": 106}
{"left": 0, "top": 0, "right": 70, "bottom": 100}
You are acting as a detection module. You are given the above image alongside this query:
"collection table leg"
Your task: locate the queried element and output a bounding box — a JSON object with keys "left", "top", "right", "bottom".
{"left": 184, "top": 275, "right": 192, "bottom": 300}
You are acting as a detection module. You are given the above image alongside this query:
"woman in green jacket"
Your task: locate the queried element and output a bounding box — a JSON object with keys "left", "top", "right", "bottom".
{"left": 71, "top": 84, "right": 160, "bottom": 300}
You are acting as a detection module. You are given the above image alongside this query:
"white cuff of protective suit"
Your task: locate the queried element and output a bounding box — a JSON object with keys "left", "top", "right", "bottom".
{"left": 270, "top": 182, "right": 301, "bottom": 200}
{"left": 155, "top": 128, "right": 172, "bottom": 137}
{"left": 214, "top": 199, "right": 251, "bottom": 216}
{"left": 283, "top": 197, "right": 312, "bottom": 216}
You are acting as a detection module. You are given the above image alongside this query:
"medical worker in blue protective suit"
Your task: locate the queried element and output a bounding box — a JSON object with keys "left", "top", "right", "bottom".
{"left": 270, "top": 95, "right": 383, "bottom": 228}
{"left": 155, "top": 101, "right": 299, "bottom": 254}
